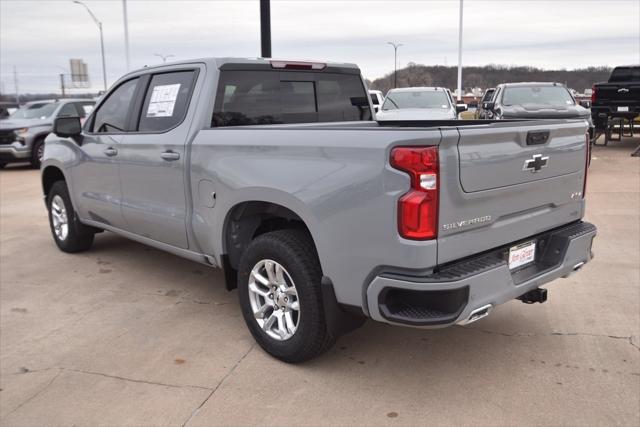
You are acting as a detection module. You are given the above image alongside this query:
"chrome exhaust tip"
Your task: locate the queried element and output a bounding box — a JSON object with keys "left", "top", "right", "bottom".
{"left": 458, "top": 304, "right": 492, "bottom": 325}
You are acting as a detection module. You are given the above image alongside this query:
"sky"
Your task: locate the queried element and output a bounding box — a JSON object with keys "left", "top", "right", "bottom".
{"left": 1, "top": 0, "right": 639, "bottom": 94}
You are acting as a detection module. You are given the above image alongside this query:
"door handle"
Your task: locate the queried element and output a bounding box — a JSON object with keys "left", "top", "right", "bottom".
{"left": 103, "top": 147, "right": 118, "bottom": 156}
{"left": 160, "top": 150, "right": 180, "bottom": 161}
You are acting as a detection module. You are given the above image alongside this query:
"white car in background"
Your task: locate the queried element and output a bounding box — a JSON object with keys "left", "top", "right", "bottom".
{"left": 376, "top": 87, "right": 467, "bottom": 121}
{"left": 369, "top": 90, "right": 384, "bottom": 113}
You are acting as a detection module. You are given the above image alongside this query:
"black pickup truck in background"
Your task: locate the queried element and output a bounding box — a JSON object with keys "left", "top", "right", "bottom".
{"left": 591, "top": 66, "right": 640, "bottom": 133}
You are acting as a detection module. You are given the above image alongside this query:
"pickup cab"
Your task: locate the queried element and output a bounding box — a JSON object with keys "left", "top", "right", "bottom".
{"left": 41, "top": 58, "right": 596, "bottom": 362}
{"left": 591, "top": 65, "right": 640, "bottom": 132}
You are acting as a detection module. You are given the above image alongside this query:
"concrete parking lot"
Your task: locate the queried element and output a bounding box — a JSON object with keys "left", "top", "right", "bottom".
{"left": 1, "top": 137, "right": 638, "bottom": 426}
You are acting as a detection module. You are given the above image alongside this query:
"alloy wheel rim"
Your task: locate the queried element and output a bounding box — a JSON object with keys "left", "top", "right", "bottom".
{"left": 248, "top": 259, "right": 300, "bottom": 341}
{"left": 37, "top": 144, "right": 45, "bottom": 162}
{"left": 51, "top": 195, "right": 69, "bottom": 241}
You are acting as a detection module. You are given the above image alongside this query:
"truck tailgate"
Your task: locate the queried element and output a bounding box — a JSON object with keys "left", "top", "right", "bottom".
{"left": 595, "top": 83, "right": 640, "bottom": 108}
{"left": 437, "top": 120, "right": 588, "bottom": 265}
{"left": 458, "top": 121, "right": 585, "bottom": 192}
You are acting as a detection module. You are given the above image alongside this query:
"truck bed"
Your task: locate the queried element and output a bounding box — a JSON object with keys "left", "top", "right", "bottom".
{"left": 189, "top": 118, "right": 589, "bottom": 307}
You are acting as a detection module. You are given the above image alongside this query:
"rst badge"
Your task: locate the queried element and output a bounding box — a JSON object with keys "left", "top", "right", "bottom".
{"left": 523, "top": 154, "right": 549, "bottom": 173}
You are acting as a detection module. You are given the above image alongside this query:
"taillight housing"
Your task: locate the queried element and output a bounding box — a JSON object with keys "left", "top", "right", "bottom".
{"left": 591, "top": 85, "right": 596, "bottom": 104}
{"left": 583, "top": 133, "right": 589, "bottom": 197}
{"left": 391, "top": 146, "right": 439, "bottom": 240}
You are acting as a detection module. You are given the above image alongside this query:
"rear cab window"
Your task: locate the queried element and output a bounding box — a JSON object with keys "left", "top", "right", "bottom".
{"left": 609, "top": 67, "right": 640, "bottom": 82}
{"left": 212, "top": 69, "right": 372, "bottom": 127}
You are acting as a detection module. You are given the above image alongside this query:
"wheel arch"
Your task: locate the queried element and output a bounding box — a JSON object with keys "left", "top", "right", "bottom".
{"left": 41, "top": 165, "right": 67, "bottom": 199}
{"left": 221, "top": 200, "right": 318, "bottom": 290}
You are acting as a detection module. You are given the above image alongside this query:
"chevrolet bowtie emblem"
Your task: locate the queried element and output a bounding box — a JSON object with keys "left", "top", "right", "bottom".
{"left": 523, "top": 154, "right": 549, "bottom": 172}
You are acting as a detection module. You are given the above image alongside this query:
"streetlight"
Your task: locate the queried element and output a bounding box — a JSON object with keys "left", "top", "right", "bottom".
{"left": 154, "top": 54, "right": 175, "bottom": 63}
{"left": 457, "top": 0, "right": 464, "bottom": 101}
{"left": 122, "top": 0, "right": 130, "bottom": 71}
{"left": 387, "top": 42, "right": 402, "bottom": 88}
{"left": 73, "top": 0, "right": 107, "bottom": 91}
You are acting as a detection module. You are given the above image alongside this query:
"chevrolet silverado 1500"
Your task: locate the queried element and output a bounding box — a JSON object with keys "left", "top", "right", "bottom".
{"left": 41, "top": 58, "right": 596, "bottom": 362}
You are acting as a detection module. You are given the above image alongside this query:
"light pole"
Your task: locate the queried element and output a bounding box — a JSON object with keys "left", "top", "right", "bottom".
{"left": 122, "top": 0, "right": 130, "bottom": 71}
{"left": 56, "top": 66, "right": 69, "bottom": 97}
{"left": 154, "top": 54, "right": 175, "bottom": 63}
{"left": 260, "top": 0, "right": 271, "bottom": 57}
{"left": 73, "top": 1, "right": 107, "bottom": 91}
{"left": 387, "top": 42, "right": 402, "bottom": 88}
{"left": 457, "top": 0, "right": 464, "bottom": 101}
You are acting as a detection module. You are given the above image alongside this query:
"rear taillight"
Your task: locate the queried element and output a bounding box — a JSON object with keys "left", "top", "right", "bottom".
{"left": 391, "top": 146, "right": 439, "bottom": 240}
{"left": 590, "top": 85, "right": 596, "bottom": 104}
{"left": 583, "top": 133, "right": 589, "bottom": 197}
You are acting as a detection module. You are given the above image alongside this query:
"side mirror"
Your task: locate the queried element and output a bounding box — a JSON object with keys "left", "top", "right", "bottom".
{"left": 53, "top": 117, "right": 82, "bottom": 138}
{"left": 579, "top": 100, "right": 591, "bottom": 108}
{"left": 456, "top": 103, "right": 468, "bottom": 113}
{"left": 483, "top": 101, "right": 495, "bottom": 110}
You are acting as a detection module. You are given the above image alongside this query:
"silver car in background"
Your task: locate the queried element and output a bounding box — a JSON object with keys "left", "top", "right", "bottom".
{"left": 376, "top": 87, "right": 466, "bottom": 121}
{"left": 0, "top": 99, "right": 95, "bottom": 168}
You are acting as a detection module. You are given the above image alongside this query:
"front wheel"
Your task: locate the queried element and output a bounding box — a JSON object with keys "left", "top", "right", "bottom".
{"left": 47, "top": 180, "right": 95, "bottom": 252}
{"left": 30, "top": 138, "right": 45, "bottom": 168}
{"left": 238, "top": 229, "right": 336, "bottom": 363}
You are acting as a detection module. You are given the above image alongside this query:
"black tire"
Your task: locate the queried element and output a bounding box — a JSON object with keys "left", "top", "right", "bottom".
{"left": 238, "top": 229, "right": 336, "bottom": 363}
{"left": 0, "top": 163, "right": 6, "bottom": 169}
{"left": 30, "top": 138, "right": 45, "bottom": 168}
{"left": 47, "top": 180, "right": 94, "bottom": 253}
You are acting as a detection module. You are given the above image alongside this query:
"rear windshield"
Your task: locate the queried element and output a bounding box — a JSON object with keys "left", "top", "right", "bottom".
{"left": 382, "top": 90, "right": 451, "bottom": 110}
{"left": 370, "top": 93, "right": 380, "bottom": 105}
{"left": 502, "top": 86, "right": 574, "bottom": 106}
{"left": 212, "top": 70, "right": 371, "bottom": 126}
{"left": 609, "top": 67, "right": 640, "bottom": 82}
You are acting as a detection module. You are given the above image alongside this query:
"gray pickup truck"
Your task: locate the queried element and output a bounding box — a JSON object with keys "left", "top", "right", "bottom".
{"left": 41, "top": 58, "right": 596, "bottom": 362}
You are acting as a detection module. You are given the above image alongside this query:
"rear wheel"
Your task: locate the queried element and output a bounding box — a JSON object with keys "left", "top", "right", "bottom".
{"left": 0, "top": 163, "right": 6, "bottom": 169}
{"left": 238, "top": 229, "right": 336, "bottom": 363}
{"left": 47, "top": 180, "right": 94, "bottom": 252}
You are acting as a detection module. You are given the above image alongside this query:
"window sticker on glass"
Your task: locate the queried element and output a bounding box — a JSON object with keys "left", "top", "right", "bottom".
{"left": 146, "top": 83, "right": 181, "bottom": 117}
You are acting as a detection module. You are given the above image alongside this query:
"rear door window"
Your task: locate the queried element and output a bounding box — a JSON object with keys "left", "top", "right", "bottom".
{"left": 212, "top": 70, "right": 371, "bottom": 126}
{"left": 138, "top": 71, "right": 196, "bottom": 132}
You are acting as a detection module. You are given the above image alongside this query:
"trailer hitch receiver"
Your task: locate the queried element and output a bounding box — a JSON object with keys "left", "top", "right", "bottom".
{"left": 518, "top": 288, "right": 548, "bottom": 304}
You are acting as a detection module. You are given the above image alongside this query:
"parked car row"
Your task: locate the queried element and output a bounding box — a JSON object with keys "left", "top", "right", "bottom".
{"left": 0, "top": 99, "right": 95, "bottom": 168}
{"left": 369, "top": 81, "right": 595, "bottom": 139}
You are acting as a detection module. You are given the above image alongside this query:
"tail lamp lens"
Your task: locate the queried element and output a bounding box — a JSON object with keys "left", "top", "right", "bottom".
{"left": 590, "top": 85, "right": 596, "bottom": 104}
{"left": 583, "top": 133, "right": 589, "bottom": 197}
{"left": 391, "top": 146, "right": 439, "bottom": 240}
